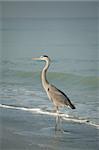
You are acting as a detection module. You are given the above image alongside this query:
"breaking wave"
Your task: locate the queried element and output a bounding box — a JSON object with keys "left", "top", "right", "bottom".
{"left": 0, "top": 103, "right": 99, "bottom": 129}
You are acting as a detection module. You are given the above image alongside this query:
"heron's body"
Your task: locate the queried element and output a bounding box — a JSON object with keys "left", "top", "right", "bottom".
{"left": 32, "top": 55, "right": 75, "bottom": 111}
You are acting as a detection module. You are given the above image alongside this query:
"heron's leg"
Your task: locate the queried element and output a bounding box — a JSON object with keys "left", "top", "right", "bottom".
{"left": 55, "top": 107, "right": 64, "bottom": 132}
{"left": 55, "top": 106, "right": 60, "bottom": 131}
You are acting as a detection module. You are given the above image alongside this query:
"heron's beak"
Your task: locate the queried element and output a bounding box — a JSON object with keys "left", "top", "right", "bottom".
{"left": 32, "top": 57, "right": 40, "bottom": 60}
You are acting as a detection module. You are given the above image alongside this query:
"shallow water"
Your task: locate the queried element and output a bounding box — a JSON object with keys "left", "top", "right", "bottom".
{"left": 0, "top": 107, "right": 99, "bottom": 150}
{"left": 0, "top": 60, "right": 99, "bottom": 123}
{"left": 0, "top": 57, "right": 99, "bottom": 150}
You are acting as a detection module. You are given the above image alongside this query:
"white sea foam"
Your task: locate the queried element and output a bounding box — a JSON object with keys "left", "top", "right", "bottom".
{"left": 0, "top": 104, "right": 99, "bottom": 129}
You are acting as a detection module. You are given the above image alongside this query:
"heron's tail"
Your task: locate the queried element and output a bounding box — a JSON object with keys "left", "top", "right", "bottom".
{"left": 68, "top": 102, "right": 76, "bottom": 109}
{"left": 65, "top": 97, "right": 76, "bottom": 109}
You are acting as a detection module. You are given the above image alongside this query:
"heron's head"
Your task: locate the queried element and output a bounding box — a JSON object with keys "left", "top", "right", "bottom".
{"left": 32, "top": 55, "right": 51, "bottom": 62}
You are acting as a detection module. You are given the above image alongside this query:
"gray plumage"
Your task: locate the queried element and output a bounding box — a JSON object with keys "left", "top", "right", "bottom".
{"left": 32, "top": 55, "right": 75, "bottom": 111}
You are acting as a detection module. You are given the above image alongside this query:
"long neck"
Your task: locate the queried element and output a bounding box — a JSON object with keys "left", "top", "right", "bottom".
{"left": 41, "top": 60, "right": 49, "bottom": 89}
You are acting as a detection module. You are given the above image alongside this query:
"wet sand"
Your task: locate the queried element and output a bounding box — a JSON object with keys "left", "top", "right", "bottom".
{"left": 0, "top": 107, "right": 99, "bottom": 150}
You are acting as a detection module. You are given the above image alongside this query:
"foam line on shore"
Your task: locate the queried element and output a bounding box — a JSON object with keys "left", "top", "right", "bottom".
{"left": 0, "top": 104, "right": 99, "bottom": 129}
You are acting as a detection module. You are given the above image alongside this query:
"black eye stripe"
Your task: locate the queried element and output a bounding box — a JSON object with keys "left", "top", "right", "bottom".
{"left": 43, "top": 55, "right": 48, "bottom": 58}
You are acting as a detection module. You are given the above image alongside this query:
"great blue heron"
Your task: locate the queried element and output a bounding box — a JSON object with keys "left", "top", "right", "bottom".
{"left": 32, "top": 55, "right": 75, "bottom": 113}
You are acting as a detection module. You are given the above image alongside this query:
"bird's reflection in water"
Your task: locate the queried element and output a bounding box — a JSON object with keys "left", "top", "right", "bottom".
{"left": 55, "top": 115, "right": 62, "bottom": 131}
{"left": 54, "top": 112, "right": 70, "bottom": 134}
{"left": 55, "top": 111, "right": 64, "bottom": 133}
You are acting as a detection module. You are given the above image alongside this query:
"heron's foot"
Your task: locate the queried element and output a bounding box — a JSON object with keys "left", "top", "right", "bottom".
{"left": 55, "top": 126, "right": 70, "bottom": 134}
{"left": 55, "top": 126, "right": 65, "bottom": 133}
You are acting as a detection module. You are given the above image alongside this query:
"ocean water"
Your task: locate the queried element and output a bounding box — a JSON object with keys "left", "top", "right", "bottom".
{"left": 0, "top": 11, "right": 99, "bottom": 150}
{"left": 0, "top": 56, "right": 99, "bottom": 121}
{"left": 0, "top": 55, "right": 99, "bottom": 149}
